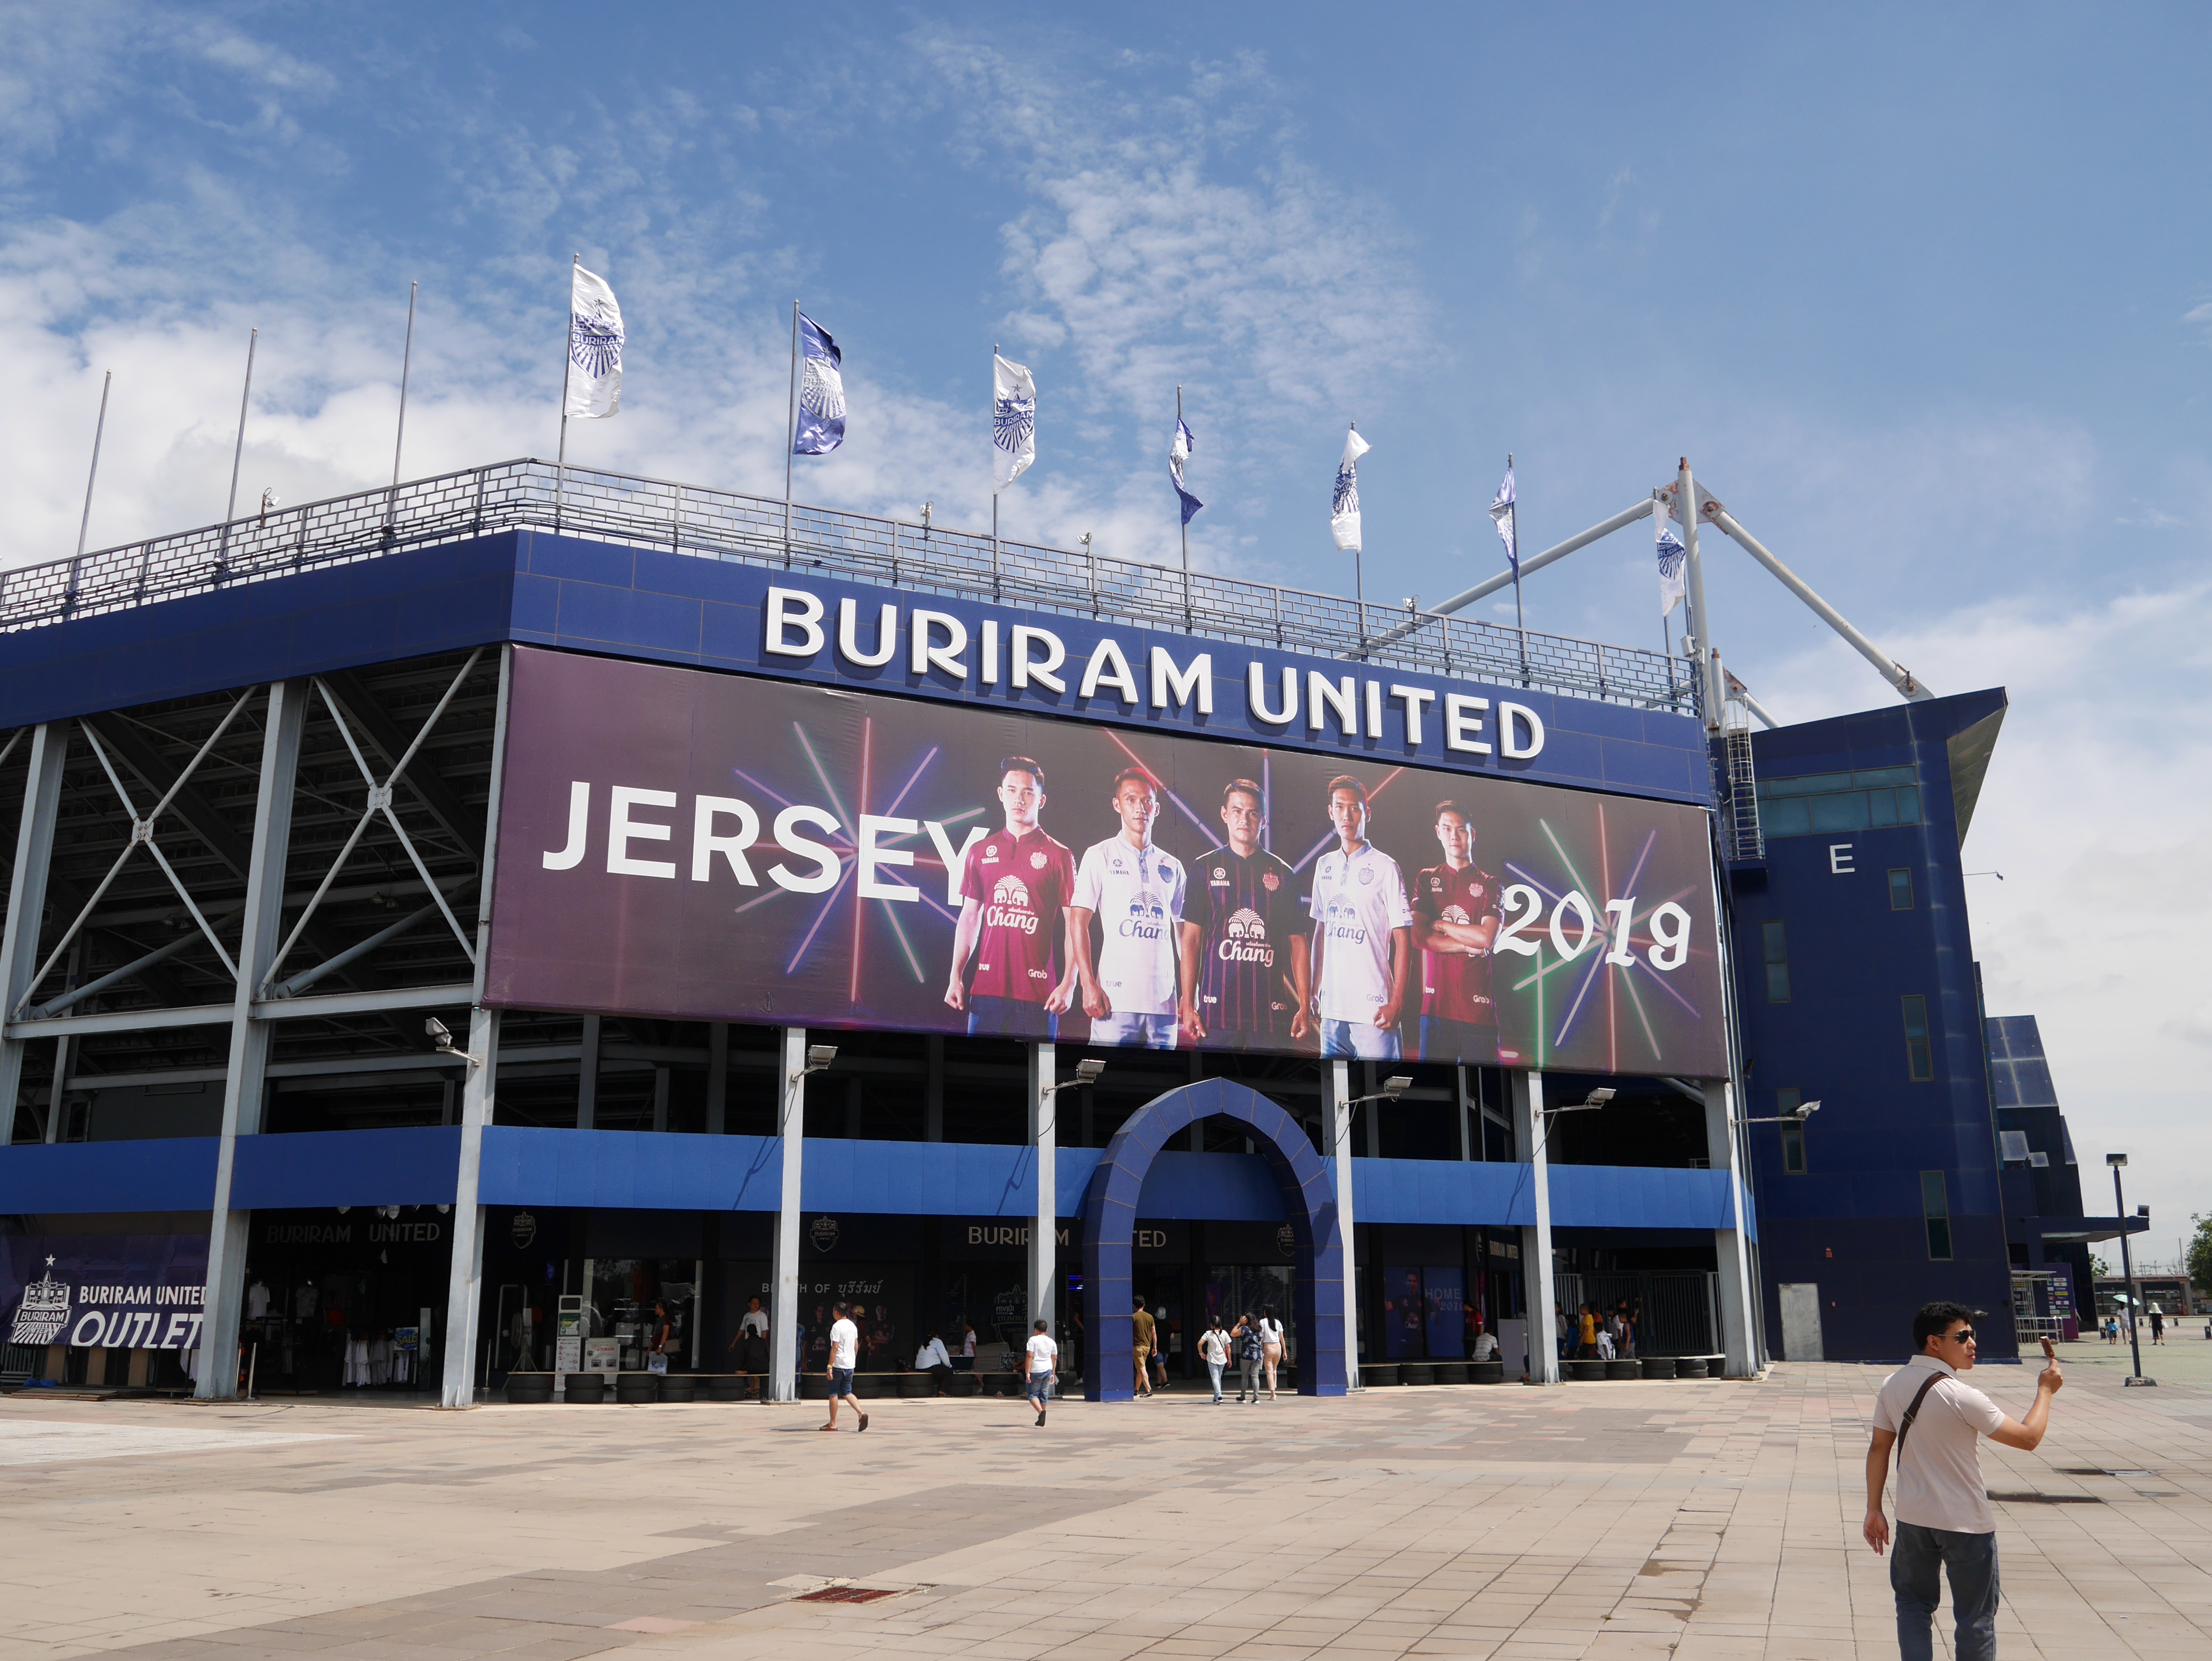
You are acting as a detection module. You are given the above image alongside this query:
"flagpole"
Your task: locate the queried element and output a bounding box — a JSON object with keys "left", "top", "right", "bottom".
{"left": 1177, "top": 384, "right": 1192, "bottom": 632}
{"left": 386, "top": 279, "right": 418, "bottom": 533}
{"left": 555, "top": 253, "right": 577, "bottom": 532}
{"left": 783, "top": 300, "right": 799, "bottom": 568}
{"left": 990, "top": 343, "right": 1001, "bottom": 603}
{"left": 1508, "top": 451, "right": 1528, "bottom": 685}
{"left": 218, "top": 327, "right": 258, "bottom": 574}
{"left": 1351, "top": 420, "right": 1367, "bottom": 659}
{"left": 75, "top": 370, "right": 111, "bottom": 561}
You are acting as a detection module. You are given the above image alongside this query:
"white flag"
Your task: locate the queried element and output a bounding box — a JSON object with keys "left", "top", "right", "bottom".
{"left": 1330, "top": 426, "right": 1370, "bottom": 551}
{"left": 993, "top": 353, "right": 1036, "bottom": 491}
{"left": 565, "top": 264, "right": 624, "bottom": 420}
{"left": 1655, "top": 495, "right": 1687, "bottom": 618}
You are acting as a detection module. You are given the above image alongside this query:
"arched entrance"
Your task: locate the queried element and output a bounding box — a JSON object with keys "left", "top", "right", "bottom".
{"left": 1081, "top": 1078, "right": 1346, "bottom": 1400}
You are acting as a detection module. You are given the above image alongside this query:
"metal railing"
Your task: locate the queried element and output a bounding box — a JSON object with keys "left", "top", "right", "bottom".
{"left": 2, "top": 459, "right": 1697, "bottom": 715}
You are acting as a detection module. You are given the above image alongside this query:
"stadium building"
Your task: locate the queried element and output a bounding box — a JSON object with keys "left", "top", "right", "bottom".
{"left": 0, "top": 458, "right": 2137, "bottom": 1400}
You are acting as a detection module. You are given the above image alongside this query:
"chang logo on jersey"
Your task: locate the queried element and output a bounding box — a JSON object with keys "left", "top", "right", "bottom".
{"left": 1321, "top": 898, "right": 1368, "bottom": 943}
{"left": 986, "top": 874, "right": 1041, "bottom": 934}
{"left": 1439, "top": 903, "right": 1472, "bottom": 926}
{"left": 1216, "top": 907, "right": 1274, "bottom": 966}
{"left": 1118, "top": 893, "right": 1168, "bottom": 940}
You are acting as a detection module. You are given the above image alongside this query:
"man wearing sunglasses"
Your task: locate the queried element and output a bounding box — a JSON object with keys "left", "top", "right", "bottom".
{"left": 1864, "top": 1301, "right": 2064, "bottom": 1661}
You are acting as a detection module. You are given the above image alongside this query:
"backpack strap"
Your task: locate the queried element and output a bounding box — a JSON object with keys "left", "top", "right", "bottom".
{"left": 1894, "top": 1371, "right": 1945, "bottom": 1461}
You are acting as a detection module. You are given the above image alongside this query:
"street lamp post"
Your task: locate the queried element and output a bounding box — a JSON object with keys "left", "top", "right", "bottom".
{"left": 2107, "top": 1153, "right": 2155, "bottom": 1388}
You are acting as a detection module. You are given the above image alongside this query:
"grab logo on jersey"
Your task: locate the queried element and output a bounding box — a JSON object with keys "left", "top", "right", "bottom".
{"left": 986, "top": 875, "right": 1041, "bottom": 934}
{"left": 1216, "top": 907, "right": 1274, "bottom": 966}
{"left": 1118, "top": 893, "right": 1168, "bottom": 940}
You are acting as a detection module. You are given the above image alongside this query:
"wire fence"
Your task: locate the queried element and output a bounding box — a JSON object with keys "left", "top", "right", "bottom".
{"left": 2, "top": 459, "right": 1698, "bottom": 715}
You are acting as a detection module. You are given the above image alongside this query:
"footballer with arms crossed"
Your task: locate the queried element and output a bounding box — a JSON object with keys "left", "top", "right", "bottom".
{"left": 1177, "top": 778, "right": 1310, "bottom": 1049}
{"left": 1411, "top": 800, "right": 1502, "bottom": 1064}
{"left": 944, "top": 755, "right": 1079, "bottom": 1039}
{"left": 1306, "top": 774, "right": 1413, "bottom": 1060}
{"left": 1068, "top": 768, "right": 1187, "bottom": 1049}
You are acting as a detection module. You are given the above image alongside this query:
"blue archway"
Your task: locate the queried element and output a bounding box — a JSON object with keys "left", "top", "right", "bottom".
{"left": 1081, "top": 1078, "right": 1346, "bottom": 1400}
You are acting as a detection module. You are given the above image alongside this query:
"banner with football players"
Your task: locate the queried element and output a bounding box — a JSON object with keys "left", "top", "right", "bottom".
{"left": 488, "top": 647, "right": 1727, "bottom": 1077}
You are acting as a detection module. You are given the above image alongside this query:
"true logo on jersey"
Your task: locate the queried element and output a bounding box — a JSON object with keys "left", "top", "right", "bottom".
{"left": 986, "top": 875, "right": 1041, "bottom": 935}
{"left": 1118, "top": 894, "right": 1168, "bottom": 940}
{"left": 1216, "top": 907, "right": 1273, "bottom": 965}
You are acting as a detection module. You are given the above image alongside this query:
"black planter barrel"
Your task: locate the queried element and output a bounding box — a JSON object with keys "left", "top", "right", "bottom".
{"left": 615, "top": 1373, "right": 658, "bottom": 1404}
{"left": 505, "top": 1373, "right": 553, "bottom": 1404}
{"left": 1675, "top": 1357, "right": 1710, "bottom": 1379}
{"left": 563, "top": 1374, "right": 606, "bottom": 1403}
{"left": 658, "top": 1375, "right": 697, "bottom": 1403}
{"left": 1363, "top": 1363, "right": 1400, "bottom": 1386}
{"left": 1606, "top": 1359, "right": 1639, "bottom": 1381}
{"left": 1434, "top": 1362, "right": 1468, "bottom": 1385}
{"left": 1401, "top": 1362, "right": 1434, "bottom": 1386}
{"left": 1470, "top": 1360, "right": 1507, "bottom": 1384}
{"left": 1639, "top": 1357, "right": 1676, "bottom": 1381}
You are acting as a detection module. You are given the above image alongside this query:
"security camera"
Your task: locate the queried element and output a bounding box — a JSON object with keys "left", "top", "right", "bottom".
{"left": 807, "top": 1043, "right": 838, "bottom": 1068}
{"left": 1382, "top": 1075, "right": 1413, "bottom": 1097}
{"left": 1585, "top": 1087, "right": 1616, "bottom": 1107}
{"left": 425, "top": 1017, "right": 452, "bottom": 1045}
{"left": 1074, "top": 1058, "right": 1106, "bottom": 1084}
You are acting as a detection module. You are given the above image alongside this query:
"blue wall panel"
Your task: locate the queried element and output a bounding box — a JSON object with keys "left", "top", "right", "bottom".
{"left": 231, "top": 1129, "right": 461, "bottom": 1209}
{"left": 0, "top": 1137, "right": 218, "bottom": 1213}
{"left": 0, "top": 530, "right": 1710, "bottom": 805}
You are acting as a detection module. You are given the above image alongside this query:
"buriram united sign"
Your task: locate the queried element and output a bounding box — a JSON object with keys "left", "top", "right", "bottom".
{"left": 2, "top": 1236, "right": 209, "bottom": 1352}
{"left": 486, "top": 630, "right": 1729, "bottom": 1077}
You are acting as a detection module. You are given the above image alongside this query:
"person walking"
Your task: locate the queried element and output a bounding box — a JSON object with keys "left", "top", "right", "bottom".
{"left": 1132, "top": 1295, "right": 1157, "bottom": 1398}
{"left": 1864, "top": 1300, "right": 2063, "bottom": 1661}
{"left": 1256, "top": 1305, "right": 1286, "bottom": 1399}
{"left": 1024, "top": 1319, "right": 1058, "bottom": 1426}
{"left": 726, "top": 1294, "right": 770, "bottom": 1399}
{"left": 821, "top": 1301, "right": 869, "bottom": 1432}
{"left": 1199, "top": 1315, "right": 1230, "bottom": 1403}
{"left": 1231, "top": 1312, "right": 1263, "bottom": 1403}
{"left": 2149, "top": 1307, "right": 2165, "bottom": 1345}
{"left": 956, "top": 1317, "right": 978, "bottom": 1371}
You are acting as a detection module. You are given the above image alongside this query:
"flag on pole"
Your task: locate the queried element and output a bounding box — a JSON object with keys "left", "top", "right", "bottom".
{"left": 565, "top": 265, "right": 624, "bottom": 419}
{"left": 1330, "top": 426, "right": 1369, "bottom": 551}
{"left": 792, "top": 312, "right": 846, "bottom": 455}
{"left": 993, "top": 353, "right": 1036, "bottom": 490}
{"left": 1656, "top": 498, "right": 1687, "bottom": 618}
{"left": 1169, "top": 416, "right": 1203, "bottom": 524}
{"left": 1488, "top": 463, "right": 1517, "bottom": 572}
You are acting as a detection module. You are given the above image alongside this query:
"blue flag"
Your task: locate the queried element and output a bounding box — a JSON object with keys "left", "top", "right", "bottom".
{"left": 1488, "top": 464, "right": 1517, "bottom": 574}
{"left": 1169, "top": 417, "right": 1203, "bottom": 525}
{"left": 793, "top": 312, "right": 845, "bottom": 455}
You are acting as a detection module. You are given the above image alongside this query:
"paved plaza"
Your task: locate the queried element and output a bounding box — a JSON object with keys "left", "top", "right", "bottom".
{"left": 3, "top": 1339, "right": 2208, "bottom": 1661}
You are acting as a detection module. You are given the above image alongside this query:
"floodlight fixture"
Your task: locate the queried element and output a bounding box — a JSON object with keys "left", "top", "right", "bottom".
{"left": 804, "top": 1043, "right": 838, "bottom": 1071}
{"left": 1795, "top": 1100, "right": 1821, "bottom": 1121}
{"left": 1543, "top": 1086, "right": 1614, "bottom": 1116}
{"left": 2107, "top": 1152, "right": 2128, "bottom": 1168}
{"left": 1074, "top": 1058, "right": 1106, "bottom": 1084}
{"left": 425, "top": 1015, "right": 479, "bottom": 1068}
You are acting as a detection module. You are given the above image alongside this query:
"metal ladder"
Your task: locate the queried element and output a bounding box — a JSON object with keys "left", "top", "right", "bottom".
{"left": 1721, "top": 691, "right": 1764, "bottom": 861}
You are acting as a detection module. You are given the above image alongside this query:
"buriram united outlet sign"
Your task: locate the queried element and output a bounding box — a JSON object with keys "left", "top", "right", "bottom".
{"left": 486, "top": 577, "right": 1727, "bottom": 1077}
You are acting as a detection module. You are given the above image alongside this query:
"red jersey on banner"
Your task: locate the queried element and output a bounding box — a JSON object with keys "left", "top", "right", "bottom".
{"left": 960, "top": 826, "right": 1076, "bottom": 1002}
{"left": 1414, "top": 862, "right": 1502, "bottom": 1024}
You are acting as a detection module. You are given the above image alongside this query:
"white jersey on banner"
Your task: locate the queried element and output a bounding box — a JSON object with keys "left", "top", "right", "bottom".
{"left": 1074, "top": 836, "right": 1186, "bottom": 1015}
{"left": 1309, "top": 841, "right": 1412, "bottom": 1021}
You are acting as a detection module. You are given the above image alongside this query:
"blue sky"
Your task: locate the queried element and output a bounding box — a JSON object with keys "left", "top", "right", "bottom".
{"left": 4, "top": 4, "right": 2208, "bottom": 1238}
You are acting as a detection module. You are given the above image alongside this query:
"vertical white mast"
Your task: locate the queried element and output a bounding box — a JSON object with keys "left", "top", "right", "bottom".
{"left": 74, "top": 371, "right": 112, "bottom": 561}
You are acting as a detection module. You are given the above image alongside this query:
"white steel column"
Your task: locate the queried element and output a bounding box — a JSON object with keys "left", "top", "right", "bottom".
{"left": 1326, "top": 1058, "right": 1358, "bottom": 1388}
{"left": 1028, "top": 1041, "right": 1055, "bottom": 1331}
{"left": 1679, "top": 459, "right": 1724, "bottom": 725}
{"left": 0, "top": 725, "right": 70, "bottom": 1126}
{"left": 1512, "top": 1068, "right": 1559, "bottom": 1384}
{"left": 440, "top": 644, "right": 513, "bottom": 1409}
{"left": 201, "top": 682, "right": 307, "bottom": 1401}
{"left": 1704, "top": 1079, "right": 1757, "bottom": 1378}
{"left": 769, "top": 1025, "right": 806, "bottom": 1403}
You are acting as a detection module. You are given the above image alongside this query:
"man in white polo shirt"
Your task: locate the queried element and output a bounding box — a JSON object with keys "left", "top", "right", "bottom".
{"left": 1864, "top": 1300, "right": 2063, "bottom": 1661}
{"left": 1307, "top": 774, "right": 1411, "bottom": 1060}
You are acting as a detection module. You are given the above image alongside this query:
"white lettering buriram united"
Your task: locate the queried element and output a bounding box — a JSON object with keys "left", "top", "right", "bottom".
{"left": 1248, "top": 662, "right": 1298, "bottom": 725}
{"left": 1080, "top": 638, "right": 1141, "bottom": 704}
{"left": 1011, "top": 626, "right": 1066, "bottom": 693}
{"left": 1150, "top": 647, "right": 1212, "bottom": 713}
{"left": 1444, "top": 695, "right": 1491, "bottom": 754}
{"left": 769, "top": 806, "right": 843, "bottom": 894}
{"left": 838, "top": 599, "right": 898, "bottom": 666}
{"left": 764, "top": 587, "right": 827, "bottom": 657}
{"left": 692, "top": 796, "right": 761, "bottom": 884}
{"left": 1500, "top": 702, "right": 1545, "bottom": 759}
{"left": 911, "top": 610, "right": 969, "bottom": 678}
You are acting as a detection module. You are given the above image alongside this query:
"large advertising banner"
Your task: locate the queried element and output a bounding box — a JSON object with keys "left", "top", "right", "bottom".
{"left": 486, "top": 648, "right": 1726, "bottom": 1076}
{"left": 2, "top": 1234, "right": 209, "bottom": 1351}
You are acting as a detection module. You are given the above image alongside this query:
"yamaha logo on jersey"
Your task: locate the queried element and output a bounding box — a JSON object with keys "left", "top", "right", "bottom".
{"left": 982, "top": 845, "right": 1001, "bottom": 862}
{"left": 986, "top": 875, "right": 1041, "bottom": 934}
{"left": 1216, "top": 907, "right": 1273, "bottom": 965}
{"left": 1212, "top": 866, "right": 1227, "bottom": 882}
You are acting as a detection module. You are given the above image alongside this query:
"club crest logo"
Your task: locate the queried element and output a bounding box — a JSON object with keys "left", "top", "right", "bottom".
{"left": 1357, "top": 866, "right": 1376, "bottom": 886}
{"left": 1030, "top": 851, "right": 1048, "bottom": 870}
{"left": 810, "top": 1215, "right": 841, "bottom": 1252}
{"left": 1276, "top": 1223, "right": 1297, "bottom": 1257}
{"left": 1261, "top": 871, "right": 1280, "bottom": 891}
{"left": 510, "top": 1211, "right": 537, "bottom": 1250}
{"left": 7, "top": 1257, "right": 68, "bottom": 1347}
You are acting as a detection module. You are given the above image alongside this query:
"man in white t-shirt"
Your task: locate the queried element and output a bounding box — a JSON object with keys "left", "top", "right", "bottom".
{"left": 1307, "top": 775, "right": 1411, "bottom": 1060}
{"left": 822, "top": 1301, "right": 869, "bottom": 1433}
{"left": 1865, "top": 1301, "right": 2062, "bottom": 1661}
{"left": 1023, "top": 1319, "right": 1059, "bottom": 1426}
{"left": 1070, "top": 769, "right": 1187, "bottom": 1049}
